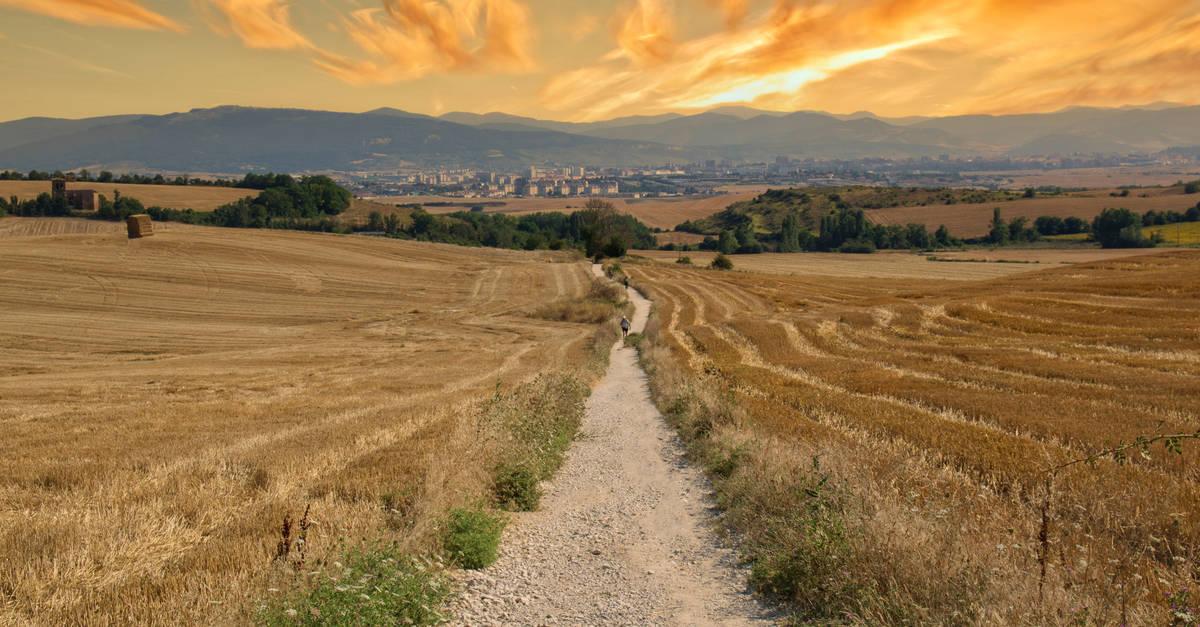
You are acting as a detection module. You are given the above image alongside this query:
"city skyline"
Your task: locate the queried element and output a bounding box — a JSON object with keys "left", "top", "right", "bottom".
{"left": 1, "top": 0, "right": 1199, "bottom": 123}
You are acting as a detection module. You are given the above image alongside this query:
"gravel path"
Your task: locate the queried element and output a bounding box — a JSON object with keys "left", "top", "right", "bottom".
{"left": 448, "top": 265, "right": 773, "bottom": 626}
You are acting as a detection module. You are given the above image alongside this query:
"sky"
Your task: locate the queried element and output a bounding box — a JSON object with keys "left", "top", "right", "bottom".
{"left": 1, "top": 0, "right": 1198, "bottom": 122}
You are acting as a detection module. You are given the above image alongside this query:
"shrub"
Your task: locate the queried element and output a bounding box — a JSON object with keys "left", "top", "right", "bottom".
{"left": 676, "top": 256, "right": 693, "bottom": 265}
{"left": 710, "top": 254, "right": 734, "bottom": 270}
{"left": 492, "top": 464, "right": 540, "bottom": 512}
{"left": 258, "top": 545, "right": 449, "bottom": 626}
{"left": 838, "top": 239, "right": 877, "bottom": 254}
{"left": 1185, "top": 181, "right": 1199, "bottom": 194}
{"left": 443, "top": 508, "right": 505, "bottom": 569}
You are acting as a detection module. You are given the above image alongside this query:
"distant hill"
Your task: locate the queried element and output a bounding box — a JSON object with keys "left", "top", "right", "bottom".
{"left": 913, "top": 106, "right": 1200, "bottom": 153}
{"left": 578, "top": 111, "right": 964, "bottom": 159}
{"left": 0, "top": 114, "right": 146, "bottom": 153}
{"left": 0, "top": 106, "right": 688, "bottom": 172}
{"left": 3, "top": 104, "right": 1200, "bottom": 172}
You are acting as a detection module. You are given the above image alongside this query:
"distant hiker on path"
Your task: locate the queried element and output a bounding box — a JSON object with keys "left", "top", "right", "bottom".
{"left": 620, "top": 316, "right": 631, "bottom": 338}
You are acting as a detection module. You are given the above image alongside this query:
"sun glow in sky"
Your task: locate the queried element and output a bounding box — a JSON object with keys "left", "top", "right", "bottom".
{"left": 1, "top": 0, "right": 1198, "bottom": 121}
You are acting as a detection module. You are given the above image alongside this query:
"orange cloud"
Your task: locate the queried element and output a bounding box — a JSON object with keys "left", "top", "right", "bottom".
{"left": 614, "top": 0, "right": 675, "bottom": 65}
{"left": 542, "top": 0, "right": 1200, "bottom": 120}
{"left": 206, "top": 0, "right": 310, "bottom": 50}
{"left": 704, "top": 0, "right": 746, "bottom": 28}
{"left": 314, "top": 0, "right": 535, "bottom": 85}
{"left": 0, "top": 0, "right": 184, "bottom": 31}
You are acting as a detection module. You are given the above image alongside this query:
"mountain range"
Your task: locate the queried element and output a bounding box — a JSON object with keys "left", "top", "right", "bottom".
{"left": 1, "top": 104, "right": 1198, "bottom": 173}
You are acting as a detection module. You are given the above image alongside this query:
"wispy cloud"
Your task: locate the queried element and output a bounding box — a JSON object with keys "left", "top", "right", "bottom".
{"left": 613, "top": 0, "right": 675, "bottom": 65}
{"left": 314, "top": 0, "right": 535, "bottom": 85}
{"left": 566, "top": 13, "right": 599, "bottom": 42}
{"left": 0, "top": 0, "right": 184, "bottom": 32}
{"left": 541, "top": 0, "right": 1200, "bottom": 120}
{"left": 13, "top": 41, "right": 133, "bottom": 77}
{"left": 703, "top": 0, "right": 746, "bottom": 29}
{"left": 205, "top": 0, "right": 310, "bottom": 49}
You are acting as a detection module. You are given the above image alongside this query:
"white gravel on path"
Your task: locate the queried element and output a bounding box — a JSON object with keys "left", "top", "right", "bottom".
{"left": 448, "top": 265, "right": 774, "bottom": 626}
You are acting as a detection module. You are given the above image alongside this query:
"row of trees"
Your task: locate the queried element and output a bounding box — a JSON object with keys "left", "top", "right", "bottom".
{"left": 0, "top": 169, "right": 291, "bottom": 188}
{"left": 987, "top": 203, "right": 1200, "bottom": 248}
{"left": 374, "top": 200, "right": 656, "bottom": 258}
{"left": 87, "top": 175, "right": 352, "bottom": 230}
{"left": 691, "top": 207, "right": 959, "bottom": 255}
{"left": 0, "top": 193, "right": 70, "bottom": 217}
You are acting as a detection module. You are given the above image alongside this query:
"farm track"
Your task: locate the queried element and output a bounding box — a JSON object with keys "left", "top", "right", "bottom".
{"left": 0, "top": 220, "right": 598, "bottom": 624}
{"left": 451, "top": 269, "right": 771, "bottom": 626}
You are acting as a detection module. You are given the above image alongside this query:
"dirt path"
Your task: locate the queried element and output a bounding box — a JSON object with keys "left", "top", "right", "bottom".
{"left": 449, "top": 265, "right": 772, "bottom": 626}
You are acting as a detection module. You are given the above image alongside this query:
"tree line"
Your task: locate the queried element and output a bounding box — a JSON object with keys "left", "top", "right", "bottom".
{"left": 0, "top": 169, "right": 313, "bottom": 190}
{"left": 985, "top": 203, "right": 1200, "bottom": 248}
{"left": 368, "top": 199, "right": 657, "bottom": 258}
{"left": 677, "top": 206, "right": 957, "bottom": 255}
{"left": 84, "top": 174, "right": 353, "bottom": 230}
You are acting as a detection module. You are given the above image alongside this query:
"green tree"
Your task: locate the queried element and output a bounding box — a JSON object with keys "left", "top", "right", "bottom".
{"left": 934, "top": 225, "right": 953, "bottom": 247}
{"left": 367, "top": 211, "right": 385, "bottom": 232}
{"left": 383, "top": 213, "right": 401, "bottom": 235}
{"left": 988, "top": 208, "right": 1009, "bottom": 245}
{"left": 1035, "top": 216, "right": 1064, "bottom": 236}
{"left": 717, "top": 229, "right": 737, "bottom": 254}
{"left": 1092, "top": 208, "right": 1155, "bottom": 249}
{"left": 779, "top": 211, "right": 803, "bottom": 252}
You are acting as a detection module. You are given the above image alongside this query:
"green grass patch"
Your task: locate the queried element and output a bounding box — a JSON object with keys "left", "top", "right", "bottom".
{"left": 1146, "top": 221, "right": 1200, "bottom": 246}
{"left": 443, "top": 508, "right": 505, "bottom": 569}
{"left": 258, "top": 544, "right": 449, "bottom": 626}
{"left": 487, "top": 374, "right": 588, "bottom": 511}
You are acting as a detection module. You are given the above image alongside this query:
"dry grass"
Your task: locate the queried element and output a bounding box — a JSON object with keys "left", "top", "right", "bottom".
{"left": 867, "top": 189, "right": 1197, "bottom": 238}
{"left": 363, "top": 191, "right": 762, "bottom": 230}
{"left": 636, "top": 249, "right": 1174, "bottom": 280}
{"left": 0, "top": 219, "right": 602, "bottom": 624}
{"left": 532, "top": 280, "right": 628, "bottom": 324}
{"left": 0, "top": 181, "right": 255, "bottom": 211}
{"left": 629, "top": 249, "right": 1200, "bottom": 623}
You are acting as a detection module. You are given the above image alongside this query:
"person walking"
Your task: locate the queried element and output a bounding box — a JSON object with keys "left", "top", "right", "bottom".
{"left": 619, "top": 315, "right": 631, "bottom": 338}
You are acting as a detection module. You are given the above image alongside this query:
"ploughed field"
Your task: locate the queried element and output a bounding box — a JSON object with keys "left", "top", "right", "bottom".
{"left": 0, "top": 220, "right": 596, "bottom": 624}
{"left": 630, "top": 249, "right": 1200, "bottom": 622}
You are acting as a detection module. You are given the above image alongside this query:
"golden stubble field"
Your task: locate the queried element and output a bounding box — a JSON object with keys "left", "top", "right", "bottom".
{"left": 0, "top": 181, "right": 255, "bottom": 211}
{"left": 630, "top": 249, "right": 1200, "bottom": 622}
{"left": 0, "top": 219, "right": 598, "bottom": 624}
{"left": 637, "top": 248, "right": 1174, "bottom": 280}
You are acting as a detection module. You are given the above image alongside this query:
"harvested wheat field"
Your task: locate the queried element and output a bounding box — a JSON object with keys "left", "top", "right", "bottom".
{"left": 629, "top": 249, "right": 1200, "bottom": 623}
{"left": 867, "top": 189, "right": 1197, "bottom": 238}
{"left": 637, "top": 248, "right": 1169, "bottom": 280}
{"left": 0, "top": 219, "right": 602, "bottom": 624}
{"left": 0, "top": 181, "right": 255, "bottom": 211}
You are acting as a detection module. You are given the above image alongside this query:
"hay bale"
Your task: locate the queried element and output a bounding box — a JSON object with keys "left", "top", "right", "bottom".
{"left": 126, "top": 214, "right": 154, "bottom": 239}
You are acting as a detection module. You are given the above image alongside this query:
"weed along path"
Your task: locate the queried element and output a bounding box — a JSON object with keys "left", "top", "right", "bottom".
{"left": 450, "top": 265, "right": 770, "bottom": 626}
